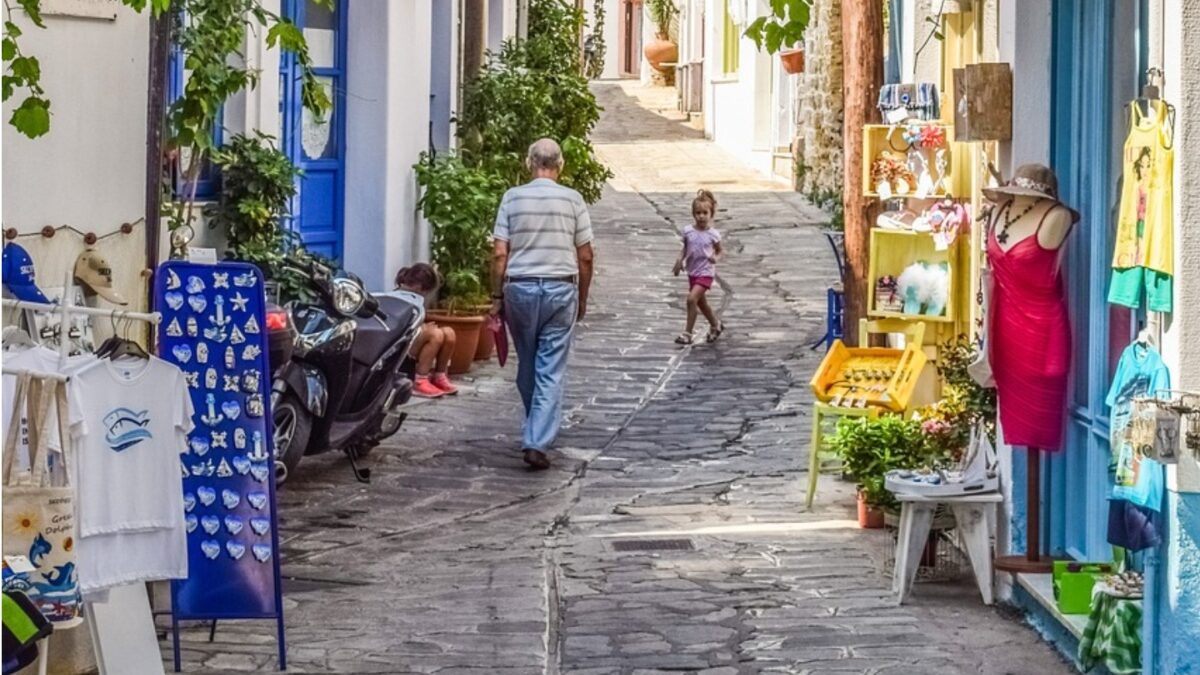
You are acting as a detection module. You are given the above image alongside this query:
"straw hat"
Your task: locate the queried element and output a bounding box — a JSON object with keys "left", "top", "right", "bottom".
{"left": 983, "top": 163, "right": 1080, "bottom": 224}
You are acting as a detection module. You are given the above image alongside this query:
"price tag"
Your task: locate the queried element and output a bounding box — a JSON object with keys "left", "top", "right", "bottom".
{"left": 886, "top": 107, "right": 911, "bottom": 124}
{"left": 4, "top": 555, "right": 35, "bottom": 574}
{"left": 187, "top": 247, "right": 219, "bottom": 264}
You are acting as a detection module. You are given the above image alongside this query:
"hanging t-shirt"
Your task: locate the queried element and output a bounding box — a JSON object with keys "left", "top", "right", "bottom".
{"left": 1, "top": 346, "right": 87, "bottom": 475}
{"left": 1104, "top": 342, "right": 1168, "bottom": 512}
{"left": 69, "top": 357, "right": 193, "bottom": 537}
{"left": 77, "top": 525, "right": 188, "bottom": 600}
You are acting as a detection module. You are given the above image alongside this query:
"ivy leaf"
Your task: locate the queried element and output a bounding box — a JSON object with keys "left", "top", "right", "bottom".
{"left": 266, "top": 20, "right": 304, "bottom": 52}
{"left": 16, "top": 0, "right": 45, "bottom": 28}
{"left": 2, "top": 76, "right": 15, "bottom": 100}
{"left": 2, "top": 38, "right": 16, "bottom": 61}
{"left": 742, "top": 17, "right": 766, "bottom": 50}
{"left": 5, "top": 21, "right": 22, "bottom": 39}
{"left": 10, "top": 95, "right": 50, "bottom": 138}
{"left": 10, "top": 55, "right": 40, "bottom": 84}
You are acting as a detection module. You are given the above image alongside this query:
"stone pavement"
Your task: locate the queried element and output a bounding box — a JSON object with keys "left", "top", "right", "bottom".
{"left": 159, "top": 81, "right": 1073, "bottom": 674}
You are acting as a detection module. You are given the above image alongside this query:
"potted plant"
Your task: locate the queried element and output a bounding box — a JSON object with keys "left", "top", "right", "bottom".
{"left": 744, "top": 0, "right": 812, "bottom": 73}
{"left": 414, "top": 153, "right": 508, "bottom": 374}
{"left": 825, "top": 414, "right": 927, "bottom": 528}
{"left": 643, "top": 0, "right": 678, "bottom": 74}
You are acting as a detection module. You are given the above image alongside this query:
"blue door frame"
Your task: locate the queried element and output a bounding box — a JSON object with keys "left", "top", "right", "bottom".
{"left": 280, "top": 0, "right": 348, "bottom": 261}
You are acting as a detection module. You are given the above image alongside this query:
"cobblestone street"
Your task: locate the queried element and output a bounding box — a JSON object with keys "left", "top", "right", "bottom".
{"left": 163, "top": 82, "right": 1073, "bottom": 674}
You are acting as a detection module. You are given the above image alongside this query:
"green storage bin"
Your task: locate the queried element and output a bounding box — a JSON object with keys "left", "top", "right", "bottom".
{"left": 1053, "top": 561, "right": 1114, "bottom": 615}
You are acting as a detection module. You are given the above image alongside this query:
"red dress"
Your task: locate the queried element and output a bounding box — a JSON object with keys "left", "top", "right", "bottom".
{"left": 986, "top": 207, "right": 1073, "bottom": 451}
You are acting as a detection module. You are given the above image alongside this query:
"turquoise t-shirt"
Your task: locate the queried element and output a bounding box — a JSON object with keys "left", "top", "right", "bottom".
{"left": 1105, "top": 342, "right": 1169, "bottom": 511}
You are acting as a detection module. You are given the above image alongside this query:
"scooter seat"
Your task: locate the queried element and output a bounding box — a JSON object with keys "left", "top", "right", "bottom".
{"left": 353, "top": 295, "right": 422, "bottom": 367}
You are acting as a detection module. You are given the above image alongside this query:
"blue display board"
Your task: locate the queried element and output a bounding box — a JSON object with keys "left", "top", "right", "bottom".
{"left": 153, "top": 261, "right": 286, "bottom": 670}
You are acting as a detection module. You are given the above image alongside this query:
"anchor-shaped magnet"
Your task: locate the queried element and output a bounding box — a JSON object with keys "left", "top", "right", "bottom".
{"left": 200, "top": 393, "right": 225, "bottom": 426}
{"left": 210, "top": 295, "right": 231, "bottom": 327}
{"left": 247, "top": 431, "right": 268, "bottom": 462}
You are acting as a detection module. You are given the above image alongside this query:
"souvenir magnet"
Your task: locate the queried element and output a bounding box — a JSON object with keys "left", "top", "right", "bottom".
{"left": 213, "top": 272, "right": 229, "bottom": 289}
{"left": 204, "top": 326, "right": 227, "bottom": 343}
{"left": 197, "top": 485, "right": 217, "bottom": 506}
{"left": 252, "top": 543, "right": 272, "bottom": 563}
{"left": 221, "top": 488, "right": 241, "bottom": 510}
{"left": 224, "top": 515, "right": 244, "bottom": 536}
{"left": 206, "top": 367, "right": 218, "bottom": 390}
{"left": 221, "top": 400, "right": 241, "bottom": 421}
{"left": 231, "top": 292, "right": 249, "bottom": 312}
{"left": 201, "top": 393, "right": 225, "bottom": 426}
{"left": 211, "top": 296, "right": 230, "bottom": 327}
{"left": 196, "top": 342, "right": 209, "bottom": 364}
{"left": 165, "top": 292, "right": 185, "bottom": 311}
{"left": 185, "top": 371, "right": 199, "bottom": 389}
{"left": 242, "top": 370, "right": 261, "bottom": 393}
{"left": 172, "top": 344, "right": 193, "bottom": 364}
{"left": 226, "top": 541, "right": 246, "bottom": 560}
{"left": 188, "top": 294, "right": 207, "bottom": 314}
{"left": 249, "top": 516, "right": 270, "bottom": 536}
{"left": 181, "top": 460, "right": 190, "bottom": 477}
{"left": 185, "top": 514, "right": 198, "bottom": 533}
{"left": 202, "top": 459, "right": 216, "bottom": 477}
{"left": 246, "top": 394, "right": 264, "bottom": 418}
{"left": 187, "top": 316, "right": 199, "bottom": 337}
{"left": 211, "top": 431, "right": 228, "bottom": 449}
{"left": 242, "top": 345, "right": 262, "bottom": 361}
{"left": 186, "top": 275, "right": 206, "bottom": 294}
{"left": 234, "top": 271, "right": 257, "bottom": 288}
{"left": 225, "top": 346, "right": 236, "bottom": 370}
{"left": 248, "top": 432, "right": 267, "bottom": 462}
{"left": 183, "top": 492, "right": 197, "bottom": 512}
{"left": 247, "top": 492, "right": 268, "bottom": 510}
{"left": 232, "top": 455, "right": 251, "bottom": 475}
{"left": 201, "top": 540, "right": 221, "bottom": 560}
{"left": 200, "top": 515, "right": 220, "bottom": 535}
{"left": 244, "top": 315, "right": 260, "bottom": 334}
{"left": 189, "top": 437, "right": 210, "bottom": 456}
{"left": 229, "top": 326, "right": 246, "bottom": 345}
{"left": 216, "top": 458, "right": 233, "bottom": 478}
{"left": 250, "top": 463, "right": 270, "bottom": 483}
{"left": 223, "top": 375, "right": 240, "bottom": 392}
{"left": 167, "top": 269, "right": 182, "bottom": 290}
{"left": 234, "top": 428, "right": 247, "bottom": 450}
{"left": 166, "top": 318, "right": 183, "bottom": 337}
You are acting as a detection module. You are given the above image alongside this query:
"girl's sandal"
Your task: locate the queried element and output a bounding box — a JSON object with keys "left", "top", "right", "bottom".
{"left": 674, "top": 332, "right": 694, "bottom": 345}
{"left": 705, "top": 322, "right": 725, "bottom": 343}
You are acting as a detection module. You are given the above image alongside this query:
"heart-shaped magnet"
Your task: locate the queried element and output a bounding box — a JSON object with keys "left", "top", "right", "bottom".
{"left": 221, "top": 489, "right": 240, "bottom": 510}
{"left": 189, "top": 437, "right": 210, "bottom": 456}
{"left": 183, "top": 492, "right": 197, "bottom": 512}
{"left": 252, "top": 544, "right": 272, "bottom": 563}
{"left": 249, "top": 517, "right": 271, "bottom": 536}
{"left": 165, "top": 292, "right": 184, "bottom": 310}
{"left": 186, "top": 275, "right": 206, "bottom": 294}
{"left": 201, "top": 539, "right": 221, "bottom": 560}
{"left": 224, "top": 515, "right": 244, "bottom": 536}
{"left": 250, "top": 463, "right": 270, "bottom": 483}
{"left": 232, "top": 455, "right": 251, "bottom": 475}
{"left": 197, "top": 486, "right": 217, "bottom": 506}
{"left": 247, "top": 492, "right": 268, "bottom": 510}
{"left": 226, "top": 540, "right": 246, "bottom": 560}
{"left": 188, "top": 294, "right": 207, "bottom": 314}
{"left": 200, "top": 515, "right": 220, "bottom": 535}
{"left": 185, "top": 514, "right": 198, "bottom": 533}
{"left": 221, "top": 400, "right": 241, "bottom": 421}
{"left": 171, "top": 344, "right": 192, "bottom": 363}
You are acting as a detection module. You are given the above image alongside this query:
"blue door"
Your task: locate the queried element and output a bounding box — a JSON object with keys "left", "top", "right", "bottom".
{"left": 1047, "top": 0, "right": 1144, "bottom": 561}
{"left": 280, "top": 0, "right": 347, "bottom": 261}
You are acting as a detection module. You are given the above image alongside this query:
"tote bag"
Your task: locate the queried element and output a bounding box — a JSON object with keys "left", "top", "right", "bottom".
{"left": 968, "top": 267, "right": 996, "bottom": 388}
{"left": 2, "top": 374, "right": 81, "bottom": 622}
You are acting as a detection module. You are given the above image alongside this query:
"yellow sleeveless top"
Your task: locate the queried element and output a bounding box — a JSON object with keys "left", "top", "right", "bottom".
{"left": 1112, "top": 100, "right": 1173, "bottom": 275}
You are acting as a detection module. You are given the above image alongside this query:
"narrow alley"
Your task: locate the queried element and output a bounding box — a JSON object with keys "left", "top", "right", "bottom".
{"left": 164, "top": 83, "right": 1073, "bottom": 675}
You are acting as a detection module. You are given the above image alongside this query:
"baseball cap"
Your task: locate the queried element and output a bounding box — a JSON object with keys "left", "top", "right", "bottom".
{"left": 1, "top": 243, "right": 50, "bottom": 303}
{"left": 73, "top": 249, "right": 127, "bottom": 305}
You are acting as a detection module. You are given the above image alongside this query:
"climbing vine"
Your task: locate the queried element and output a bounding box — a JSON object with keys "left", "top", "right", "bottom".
{"left": 584, "top": 0, "right": 605, "bottom": 80}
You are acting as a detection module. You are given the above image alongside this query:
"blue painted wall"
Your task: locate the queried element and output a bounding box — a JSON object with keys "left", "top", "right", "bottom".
{"left": 1156, "top": 491, "right": 1200, "bottom": 673}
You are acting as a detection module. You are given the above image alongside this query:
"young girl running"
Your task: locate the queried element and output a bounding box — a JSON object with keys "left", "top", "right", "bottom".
{"left": 672, "top": 189, "right": 725, "bottom": 344}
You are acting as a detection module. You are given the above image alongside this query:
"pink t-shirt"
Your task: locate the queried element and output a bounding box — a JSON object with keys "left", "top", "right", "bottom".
{"left": 682, "top": 225, "right": 721, "bottom": 278}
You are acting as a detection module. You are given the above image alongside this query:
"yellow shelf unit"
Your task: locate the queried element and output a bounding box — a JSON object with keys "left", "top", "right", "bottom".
{"left": 867, "top": 228, "right": 957, "bottom": 324}
{"left": 861, "top": 123, "right": 969, "bottom": 199}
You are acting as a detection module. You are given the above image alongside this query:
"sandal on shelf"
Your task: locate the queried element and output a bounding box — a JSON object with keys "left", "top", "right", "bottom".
{"left": 674, "top": 332, "right": 694, "bottom": 345}
{"left": 706, "top": 323, "right": 725, "bottom": 343}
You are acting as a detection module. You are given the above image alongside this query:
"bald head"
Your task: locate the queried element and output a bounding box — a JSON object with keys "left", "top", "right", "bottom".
{"left": 527, "top": 138, "right": 564, "bottom": 179}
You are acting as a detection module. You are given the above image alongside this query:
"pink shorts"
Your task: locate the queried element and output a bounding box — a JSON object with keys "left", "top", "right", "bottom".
{"left": 688, "top": 275, "right": 713, "bottom": 290}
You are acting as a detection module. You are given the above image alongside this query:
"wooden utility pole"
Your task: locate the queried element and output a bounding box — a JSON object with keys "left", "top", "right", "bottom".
{"left": 840, "top": 0, "right": 884, "bottom": 346}
{"left": 462, "top": 0, "right": 488, "bottom": 82}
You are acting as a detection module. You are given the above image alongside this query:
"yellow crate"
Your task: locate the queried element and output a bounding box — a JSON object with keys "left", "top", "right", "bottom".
{"left": 809, "top": 340, "right": 928, "bottom": 413}
{"left": 867, "top": 228, "right": 957, "bottom": 324}
{"left": 861, "top": 123, "right": 968, "bottom": 199}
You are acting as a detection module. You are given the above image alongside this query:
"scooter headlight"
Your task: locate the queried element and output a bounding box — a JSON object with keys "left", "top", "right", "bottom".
{"left": 331, "top": 278, "right": 366, "bottom": 316}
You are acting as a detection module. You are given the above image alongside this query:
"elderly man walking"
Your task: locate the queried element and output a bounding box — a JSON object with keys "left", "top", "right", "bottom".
{"left": 491, "top": 138, "right": 595, "bottom": 470}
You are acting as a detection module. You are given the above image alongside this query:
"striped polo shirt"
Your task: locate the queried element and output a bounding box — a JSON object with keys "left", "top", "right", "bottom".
{"left": 493, "top": 178, "right": 594, "bottom": 278}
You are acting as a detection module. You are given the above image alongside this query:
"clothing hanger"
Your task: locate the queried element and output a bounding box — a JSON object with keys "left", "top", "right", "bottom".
{"left": 2, "top": 325, "right": 36, "bottom": 350}
{"left": 108, "top": 313, "right": 149, "bottom": 361}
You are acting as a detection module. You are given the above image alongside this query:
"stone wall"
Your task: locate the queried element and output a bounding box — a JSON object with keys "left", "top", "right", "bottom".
{"left": 793, "top": 0, "right": 844, "bottom": 197}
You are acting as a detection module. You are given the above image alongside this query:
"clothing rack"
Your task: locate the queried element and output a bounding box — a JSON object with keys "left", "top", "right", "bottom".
{"left": 0, "top": 366, "right": 69, "bottom": 383}
{"left": 2, "top": 299, "right": 161, "bottom": 366}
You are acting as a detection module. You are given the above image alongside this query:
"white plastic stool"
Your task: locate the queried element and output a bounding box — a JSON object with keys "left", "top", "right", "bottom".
{"left": 36, "top": 616, "right": 84, "bottom": 675}
{"left": 892, "top": 491, "right": 1002, "bottom": 605}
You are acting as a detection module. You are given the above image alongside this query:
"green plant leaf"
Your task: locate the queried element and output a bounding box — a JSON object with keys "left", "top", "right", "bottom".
{"left": 17, "top": 0, "right": 45, "bottom": 28}
{"left": 10, "top": 95, "right": 50, "bottom": 138}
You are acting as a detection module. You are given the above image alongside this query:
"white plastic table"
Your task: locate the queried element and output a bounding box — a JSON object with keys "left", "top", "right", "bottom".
{"left": 892, "top": 491, "right": 1003, "bottom": 605}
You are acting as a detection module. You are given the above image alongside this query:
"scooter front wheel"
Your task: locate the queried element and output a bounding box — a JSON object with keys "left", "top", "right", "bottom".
{"left": 273, "top": 394, "right": 312, "bottom": 486}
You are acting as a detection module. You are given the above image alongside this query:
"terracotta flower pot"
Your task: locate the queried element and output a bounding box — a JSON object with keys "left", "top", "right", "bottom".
{"left": 780, "top": 47, "right": 805, "bottom": 74}
{"left": 643, "top": 34, "right": 678, "bottom": 74}
{"left": 426, "top": 312, "right": 484, "bottom": 375}
{"left": 857, "top": 491, "right": 886, "bottom": 529}
{"left": 467, "top": 304, "right": 497, "bottom": 361}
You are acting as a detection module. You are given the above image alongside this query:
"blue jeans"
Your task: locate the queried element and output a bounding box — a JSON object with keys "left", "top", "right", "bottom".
{"left": 504, "top": 279, "right": 578, "bottom": 451}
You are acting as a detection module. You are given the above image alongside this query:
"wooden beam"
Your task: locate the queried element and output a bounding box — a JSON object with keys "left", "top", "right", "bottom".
{"left": 462, "top": 0, "right": 488, "bottom": 82}
{"left": 841, "top": 0, "right": 884, "bottom": 346}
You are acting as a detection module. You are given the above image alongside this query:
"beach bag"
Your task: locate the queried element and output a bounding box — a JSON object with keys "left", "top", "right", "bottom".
{"left": 968, "top": 267, "right": 996, "bottom": 388}
{"left": 2, "top": 374, "right": 81, "bottom": 622}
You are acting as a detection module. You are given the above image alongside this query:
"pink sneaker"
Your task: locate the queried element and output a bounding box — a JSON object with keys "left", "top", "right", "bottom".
{"left": 413, "top": 376, "right": 445, "bottom": 398}
{"left": 430, "top": 373, "right": 459, "bottom": 395}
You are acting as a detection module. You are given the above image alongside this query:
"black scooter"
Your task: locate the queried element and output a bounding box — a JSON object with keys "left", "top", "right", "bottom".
{"left": 269, "top": 259, "right": 423, "bottom": 484}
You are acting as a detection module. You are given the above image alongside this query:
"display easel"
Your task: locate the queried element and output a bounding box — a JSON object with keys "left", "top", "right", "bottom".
{"left": 3, "top": 287, "right": 168, "bottom": 674}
